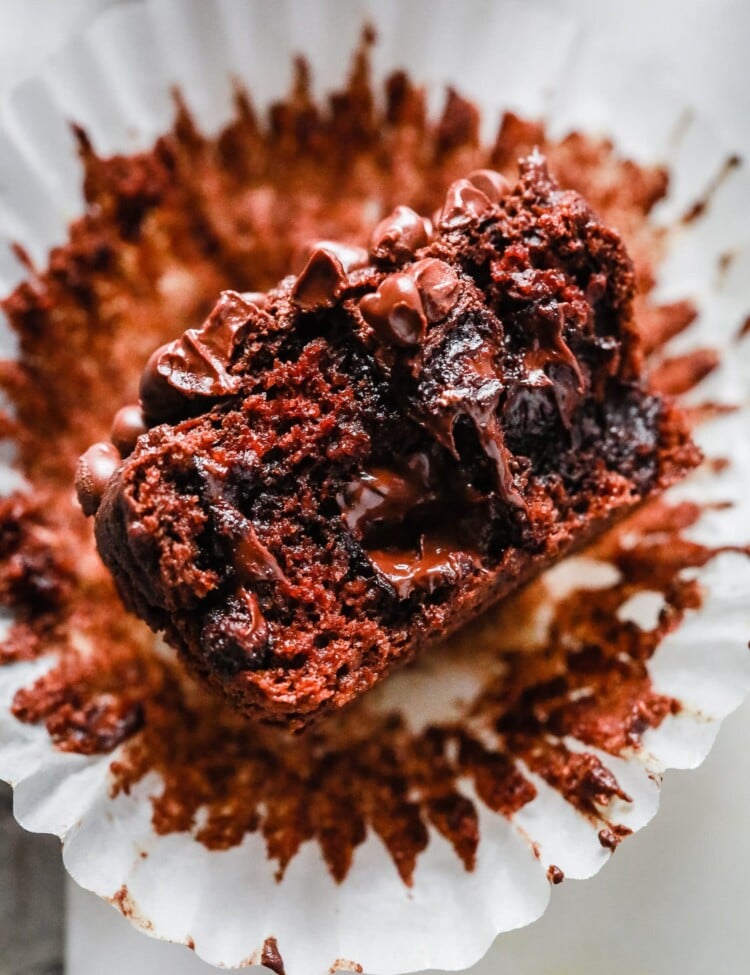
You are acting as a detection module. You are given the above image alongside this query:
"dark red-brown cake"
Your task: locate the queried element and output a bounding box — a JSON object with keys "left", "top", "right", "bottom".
{"left": 77, "top": 154, "right": 699, "bottom": 725}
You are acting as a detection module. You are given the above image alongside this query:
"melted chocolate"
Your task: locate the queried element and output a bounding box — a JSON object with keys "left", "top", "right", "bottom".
{"left": 240, "top": 291, "right": 270, "bottom": 310}
{"left": 292, "top": 241, "right": 369, "bottom": 311}
{"left": 339, "top": 453, "right": 435, "bottom": 534}
{"left": 301, "top": 240, "right": 370, "bottom": 273}
{"left": 213, "top": 500, "right": 285, "bottom": 584}
{"left": 200, "top": 590, "right": 270, "bottom": 677}
{"left": 369, "top": 535, "right": 478, "bottom": 599}
{"left": 421, "top": 339, "right": 522, "bottom": 508}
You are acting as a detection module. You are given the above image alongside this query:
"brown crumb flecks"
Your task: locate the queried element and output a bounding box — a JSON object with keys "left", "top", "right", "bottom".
{"left": 110, "top": 885, "right": 153, "bottom": 930}
{"left": 680, "top": 153, "right": 742, "bottom": 224}
{"left": 261, "top": 937, "right": 286, "bottom": 975}
{"left": 330, "top": 961, "right": 364, "bottom": 974}
{"left": 0, "top": 37, "right": 745, "bottom": 886}
{"left": 598, "top": 825, "right": 633, "bottom": 851}
{"left": 546, "top": 865, "right": 564, "bottom": 885}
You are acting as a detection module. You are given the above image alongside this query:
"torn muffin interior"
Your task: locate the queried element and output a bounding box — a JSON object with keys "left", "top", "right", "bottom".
{"left": 79, "top": 153, "right": 700, "bottom": 726}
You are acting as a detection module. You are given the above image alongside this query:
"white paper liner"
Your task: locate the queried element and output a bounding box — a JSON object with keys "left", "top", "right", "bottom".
{"left": 1, "top": 1, "right": 749, "bottom": 973}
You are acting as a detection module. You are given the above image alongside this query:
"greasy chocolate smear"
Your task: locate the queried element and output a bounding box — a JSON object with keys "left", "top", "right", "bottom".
{"left": 0, "top": 36, "right": 745, "bottom": 884}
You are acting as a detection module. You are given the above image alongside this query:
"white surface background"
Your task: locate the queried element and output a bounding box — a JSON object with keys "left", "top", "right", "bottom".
{"left": 1, "top": 2, "right": 749, "bottom": 973}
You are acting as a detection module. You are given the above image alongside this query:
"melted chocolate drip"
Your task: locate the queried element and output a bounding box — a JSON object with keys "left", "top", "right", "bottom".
{"left": 420, "top": 331, "right": 523, "bottom": 508}
{"left": 340, "top": 452, "right": 486, "bottom": 600}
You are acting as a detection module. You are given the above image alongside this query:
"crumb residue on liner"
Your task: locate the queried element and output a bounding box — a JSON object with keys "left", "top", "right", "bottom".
{"left": 1, "top": 36, "right": 746, "bottom": 885}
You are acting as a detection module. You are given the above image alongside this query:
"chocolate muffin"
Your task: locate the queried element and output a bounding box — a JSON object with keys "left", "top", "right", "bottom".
{"left": 77, "top": 154, "right": 700, "bottom": 726}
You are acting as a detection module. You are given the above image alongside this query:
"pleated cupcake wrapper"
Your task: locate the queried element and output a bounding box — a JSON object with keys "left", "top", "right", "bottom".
{"left": 1, "top": 1, "right": 750, "bottom": 973}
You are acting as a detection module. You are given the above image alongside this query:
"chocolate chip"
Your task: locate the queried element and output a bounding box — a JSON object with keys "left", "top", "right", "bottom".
{"left": 302, "top": 240, "right": 369, "bottom": 273}
{"left": 466, "top": 168, "right": 511, "bottom": 203}
{"left": 359, "top": 273, "right": 427, "bottom": 347}
{"left": 408, "top": 258, "right": 461, "bottom": 322}
{"left": 110, "top": 404, "right": 148, "bottom": 456}
{"left": 369, "top": 205, "right": 431, "bottom": 263}
{"left": 139, "top": 291, "right": 248, "bottom": 422}
{"left": 438, "top": 178, "right": 495, "bottom": 229}
{"left": 75, "top": 442, "right": 120, "bottom": 516}
{"left": 139, "top": 342, "right": 187, "bottom": 422}
{"left": 239, "top": 291, "right": 270, "bottom": 309}
{"left": 292, "top": 242, "right": 369, "bottom": 311}
{"left": 292, "top": 248, "right": 344, "bottom": 311}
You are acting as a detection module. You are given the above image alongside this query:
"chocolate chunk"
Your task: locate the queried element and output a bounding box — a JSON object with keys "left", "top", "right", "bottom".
{"left": 193, "top": 455, "right": 286, "bottom": 586}
{"left": 369, "top": 205, "right": 431, "bottom": 263}
{"left": 211, "top": 500, "right": 285, "bottom": 584}
{"left": 408, "top": 258, "right": 461, "bottom": 322}
{"left": 110, "top": 404, "right": 148, "bottom": 456}
{"left": 139, "top": 290, "right": 250, "bottom": 422}
{"left": 359, "top": 273, "right": 427, "bottom": 347}
{"left": 466, "top": 168, "right": 511, "bottom": 202}
{"left": 75, "top": 442, "right": 120, "bottom": 516}
{"left": 235, "top": 523, "right": 286, "bottom": 584}
{"left": 292, "top": 242, "right": 368, "bottom": 311}
{"left": 200, "top": 591, "right": 270, "bottom": 675}
{"left": 438, "top": 178, "right": 495, "bottom": 229}
{"left": 339, "top": 453, "right": 436, "bottom": 534}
